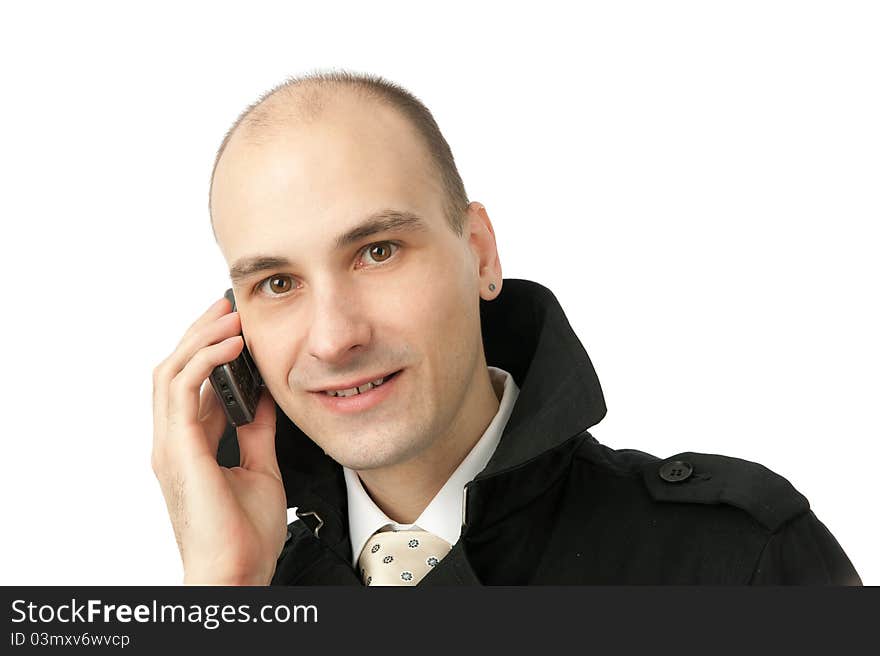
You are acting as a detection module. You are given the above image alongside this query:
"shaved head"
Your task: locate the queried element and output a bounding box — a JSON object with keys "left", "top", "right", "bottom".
{"left": 208, "top": 70, "right": 469, "bottom": 239}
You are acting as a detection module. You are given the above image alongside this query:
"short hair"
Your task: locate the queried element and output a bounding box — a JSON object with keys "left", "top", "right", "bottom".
{"left": 208, "top": 69, "right": 470, "bottom": 238}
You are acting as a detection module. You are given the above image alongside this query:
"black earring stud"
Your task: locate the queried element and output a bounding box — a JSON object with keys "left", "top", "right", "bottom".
{"left": 488, "top": 283, "right": 496, "bottom": 292}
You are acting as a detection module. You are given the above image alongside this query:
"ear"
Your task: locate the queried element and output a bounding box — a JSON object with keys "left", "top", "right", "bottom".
{"left": 464, "top": 201, "right": 503, "bottom": 300}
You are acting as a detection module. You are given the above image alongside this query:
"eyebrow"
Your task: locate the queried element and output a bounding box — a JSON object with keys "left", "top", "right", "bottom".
{"left": 228, "top": 209, "right": 429, "bottom": 284}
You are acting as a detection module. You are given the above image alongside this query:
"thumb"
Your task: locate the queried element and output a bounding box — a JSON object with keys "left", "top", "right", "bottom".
{"left": 236, "top": 387, "right": 280, "bottom": 478}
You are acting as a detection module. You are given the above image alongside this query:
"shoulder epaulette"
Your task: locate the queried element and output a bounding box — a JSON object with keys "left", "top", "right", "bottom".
{"left": 639, "top": 451, "right": 810, "bottom": 532}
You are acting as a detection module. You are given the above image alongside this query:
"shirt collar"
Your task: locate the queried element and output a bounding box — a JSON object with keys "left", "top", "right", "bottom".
{"left": 343, "top": 366, "right": 520, "bottom": 566}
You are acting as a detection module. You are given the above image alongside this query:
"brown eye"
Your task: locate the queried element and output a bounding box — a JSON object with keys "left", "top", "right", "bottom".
{"left": 264, "top": 275, "right": 294, "bottom": 296}
{"left": 269, "top": 276, "right": 292, "bottom": 293}
{"left": 363, "top": 242, "right": 398, "bottom": 265}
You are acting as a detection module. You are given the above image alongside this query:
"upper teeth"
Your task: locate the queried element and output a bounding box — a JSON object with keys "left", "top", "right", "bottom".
{"left": 324, "top": 375, "right": 387, "bottom": 397}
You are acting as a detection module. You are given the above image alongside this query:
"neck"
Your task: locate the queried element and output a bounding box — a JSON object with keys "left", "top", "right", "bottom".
{"left": 355, "top": 362, "right": 502, "bottom": 524}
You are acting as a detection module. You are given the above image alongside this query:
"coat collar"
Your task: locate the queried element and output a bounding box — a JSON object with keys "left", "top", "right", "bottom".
{"left": 219, "top": 278, "right": 608, "bottom": 573}
{"left": 475, "top": 278, "right": 606, "bottom": 479}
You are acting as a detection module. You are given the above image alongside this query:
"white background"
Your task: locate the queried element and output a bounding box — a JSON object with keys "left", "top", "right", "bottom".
{"left": 1, "top": 1, "right": 876, "bottom": 585}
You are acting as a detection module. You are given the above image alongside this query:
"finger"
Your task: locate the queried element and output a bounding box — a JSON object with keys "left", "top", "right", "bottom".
{"left": 153, "top": 310, "right": 241, "bottom": 440}
{"left": 178, "top": 296, "right": 234, "bottom": 349}
{"left": 237, "top": 387, "right": 281, "bottom": 479}
{"left": 153, "top": 296, "right": 232, "bottom": 429}
{"left": 165, "top": 335, "right": 244, "bottom": 454}
{"left": 198, "top": 378, "right": 232, "bottom": 457}
{"left": 164, "top": 311, "right": 241, "bottom": 387}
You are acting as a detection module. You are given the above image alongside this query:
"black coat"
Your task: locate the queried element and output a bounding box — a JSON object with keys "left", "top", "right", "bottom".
{"left": 217, "top": 279, "right": 861, "bottom": 585}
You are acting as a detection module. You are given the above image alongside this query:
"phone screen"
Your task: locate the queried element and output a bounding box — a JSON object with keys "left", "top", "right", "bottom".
{"left": 207, "top": 288, "right": 264, "bottom": 426}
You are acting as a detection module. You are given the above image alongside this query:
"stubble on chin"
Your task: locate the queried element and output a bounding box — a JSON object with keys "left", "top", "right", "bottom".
{"left": 329, "top": 422, "right": 432, "bottom": 471}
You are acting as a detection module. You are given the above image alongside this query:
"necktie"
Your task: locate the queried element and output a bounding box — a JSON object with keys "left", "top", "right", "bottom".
{"left": 357, "top": 529, "right": 452, "bottom": 586}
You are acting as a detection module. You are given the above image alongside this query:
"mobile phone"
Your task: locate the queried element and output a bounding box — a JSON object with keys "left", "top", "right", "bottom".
{"left": 208, "top": 288, "right": 264, "bottom": 426}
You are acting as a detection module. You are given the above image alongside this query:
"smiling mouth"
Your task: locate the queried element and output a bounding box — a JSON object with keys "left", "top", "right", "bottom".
{"left": 320, "top": 369, "right": 403, "bottom": 397}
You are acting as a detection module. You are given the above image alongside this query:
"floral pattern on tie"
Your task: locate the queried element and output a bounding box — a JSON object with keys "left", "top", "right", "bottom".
{"left": 358, "top": 529, "right": 452, "bottom": 586}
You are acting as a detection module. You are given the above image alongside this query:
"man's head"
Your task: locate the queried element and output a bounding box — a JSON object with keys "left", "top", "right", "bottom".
{"left": 209, "top": 71, "right": 470, "bottom": 240}
{"left": 209, "top": 70, "right": 502, "bottom": 472}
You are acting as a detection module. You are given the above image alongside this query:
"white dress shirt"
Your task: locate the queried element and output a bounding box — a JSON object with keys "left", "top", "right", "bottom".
{"left": 342, "top": 366, "right": 520, "bottom": 567}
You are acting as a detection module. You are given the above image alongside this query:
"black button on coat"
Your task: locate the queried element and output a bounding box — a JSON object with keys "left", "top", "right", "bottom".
{"left": 217, "top": 279, "right": 862, "bottom": 585}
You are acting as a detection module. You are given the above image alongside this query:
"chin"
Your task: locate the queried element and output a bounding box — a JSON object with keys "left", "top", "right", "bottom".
{"left": 330, "top": 433, "right": 425, "bottom": 471}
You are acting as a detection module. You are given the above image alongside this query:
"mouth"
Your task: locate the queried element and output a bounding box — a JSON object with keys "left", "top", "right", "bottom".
{"left": 314, "top": 369, "right": 403, "bottom": 396}
{"left": 311, "top": 369, "right": 404, "bottom": 414}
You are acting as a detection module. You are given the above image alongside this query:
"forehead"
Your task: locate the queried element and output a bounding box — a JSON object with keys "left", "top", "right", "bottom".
{"left": 211, "top": 97, "right": 445, "bottom": 260}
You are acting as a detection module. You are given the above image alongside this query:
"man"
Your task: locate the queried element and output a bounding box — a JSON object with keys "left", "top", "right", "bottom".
{"left": 152, "top": 70, "right": 861, "bottom": 585}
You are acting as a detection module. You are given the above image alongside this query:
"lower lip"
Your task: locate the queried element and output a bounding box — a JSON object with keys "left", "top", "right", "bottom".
{"left": 312, "top": 370, "right": 403, "bottom": 415}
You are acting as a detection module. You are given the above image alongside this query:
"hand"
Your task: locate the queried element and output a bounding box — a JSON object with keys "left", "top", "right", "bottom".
{"left": 151, "top": 297, "right": 287, "bottom": 585}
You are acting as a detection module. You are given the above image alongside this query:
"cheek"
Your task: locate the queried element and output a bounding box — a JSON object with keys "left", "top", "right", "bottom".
{"left": 410, "top": 281, "right": 481, "bottom": 368}
{"left": 402, "top": 247, "right": 475, "bottom": 320}
{"left": 376, "top": 257, "right": 461, "bottom": 326}
{"left": 400, "top": 276, "right": 473, "bottom": 338}
{"left": 245, "top": 322, "right": 298, "bottom": 383}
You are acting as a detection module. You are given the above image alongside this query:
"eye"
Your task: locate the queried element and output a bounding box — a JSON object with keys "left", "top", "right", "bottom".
{"left": 255, "top": 274, "right": 296, "bottom": 298}
{"left": 359, "top": 241, "right": 399, "bottom": 267}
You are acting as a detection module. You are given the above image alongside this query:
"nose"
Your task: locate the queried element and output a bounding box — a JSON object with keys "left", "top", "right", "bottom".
{"left": 305, "top": 285, "right": 372, "bottom": 364}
